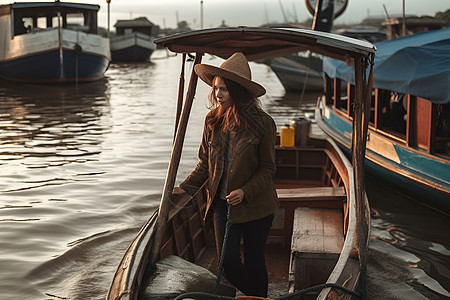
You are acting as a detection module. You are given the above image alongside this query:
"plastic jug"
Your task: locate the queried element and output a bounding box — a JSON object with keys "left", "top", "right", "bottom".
{"left": 280, "top": 124, "right": 295, "bottom": 147}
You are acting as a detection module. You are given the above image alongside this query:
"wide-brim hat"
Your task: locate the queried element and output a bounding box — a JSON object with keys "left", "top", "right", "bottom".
{"left": 194, "top": 52, "right": 266, "bottom": 97}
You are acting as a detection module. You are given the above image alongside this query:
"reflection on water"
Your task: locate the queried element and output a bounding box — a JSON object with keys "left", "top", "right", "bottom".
{"left": 0, "top": 51, "right": 448, "bottom": 300}
{"left": 366, "top": 177, "right": 450, "bottom": 299}
{"left": 0, "top": 80, "right": 110, "bottom": 197}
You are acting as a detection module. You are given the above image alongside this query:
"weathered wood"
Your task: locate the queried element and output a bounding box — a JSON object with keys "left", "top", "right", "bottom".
{"left": 291, "top": 208, "right": 344, "bottom": 254}
{"left": 174, "top": 53, "right": 186, "bottom": 139}
{"left": 289, "top": 208, "right": 344, "bottom": 292}
{"left": 277, "top": 186, "right": 346, "bottom": 201}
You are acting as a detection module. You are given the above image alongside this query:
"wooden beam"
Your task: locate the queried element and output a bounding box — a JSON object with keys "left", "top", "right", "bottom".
{"left": 151, "top": 53, "right": 203, "bottom": 264}
{"left": 174, "top": 53, "right": 186, "bottom": 140}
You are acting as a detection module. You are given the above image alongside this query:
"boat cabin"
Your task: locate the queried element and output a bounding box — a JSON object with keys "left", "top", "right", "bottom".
{"left": 323, "top": 28, "right": 450, "bottom": 158}
{"left": 0, "top": 2, "right": 100, "bottom": 38}
{"left": 114, "top": 17, "right": 159, "bottom": 37}
{"left": 324, "top": 77, "right": 450, "bottom": 157}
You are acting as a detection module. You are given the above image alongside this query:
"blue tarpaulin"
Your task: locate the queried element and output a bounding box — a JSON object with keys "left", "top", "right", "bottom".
{"left": 323, "top": 27, "right": 450, "bottom": 104}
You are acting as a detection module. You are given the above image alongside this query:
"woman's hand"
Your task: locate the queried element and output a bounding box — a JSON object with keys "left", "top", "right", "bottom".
{"left": 226, "top": 189, "right": 244, "bottom": 206}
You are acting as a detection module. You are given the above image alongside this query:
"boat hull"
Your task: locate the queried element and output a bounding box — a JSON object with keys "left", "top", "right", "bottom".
{"left": 0, "top": 22, "right": 110, "bottom": 83}
{"left": 316, "top": 97, "right": 450, "bottom": 213}
{"left": 267, "top": 55, "right": 324, "bottom": 92}
{"left": 0, "top": 49, "right": 109, "bottom": 83}
{"left": 110, "top": 32, "right": 155, "bottom": 62}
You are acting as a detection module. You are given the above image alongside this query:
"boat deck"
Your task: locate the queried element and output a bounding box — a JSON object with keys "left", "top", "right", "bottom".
{"left": 194, "top": 178, "right": 346, "bottom": 298}
{"left": 196, "top": 243, "right": 291, "bottom": 298}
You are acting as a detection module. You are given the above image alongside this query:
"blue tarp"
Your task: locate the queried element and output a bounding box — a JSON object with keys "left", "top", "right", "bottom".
{"left": 323, "top": 27, "right": 450, "bottom": 104}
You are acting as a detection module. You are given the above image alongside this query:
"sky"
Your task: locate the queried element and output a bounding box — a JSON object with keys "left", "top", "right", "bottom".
{"left": 1, "top": 0, "right": 448, "bottom": 30}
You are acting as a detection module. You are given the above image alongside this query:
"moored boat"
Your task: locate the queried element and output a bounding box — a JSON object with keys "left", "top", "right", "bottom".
{"left": 106, "top": 27, "right": 376, "bottom": 300}
{"left": 316, "top": 27, "right": 450, "bottom": 214}
{"left": 265, "top": 53, "right": 324, "bottom": 92}
{"left": 110, "top": 17, "right": 158, "bottom": 62}
{"left": 0, "top": 1, "right": 110, "bottom": 83}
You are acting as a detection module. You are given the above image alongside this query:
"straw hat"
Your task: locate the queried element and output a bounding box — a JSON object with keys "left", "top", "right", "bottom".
{"left": 194, "top": 52, "right": 266, "bottom": 97}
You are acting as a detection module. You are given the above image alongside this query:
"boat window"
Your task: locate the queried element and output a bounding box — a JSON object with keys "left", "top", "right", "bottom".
{"left": 66, "top": 13, "right": 89, "bottom": 32}
{"left": 435, "top": 104, "right": 450, "bottom": 157}
{"left": 378, "top": 90, "right": 407, "bottom": 138}
{"left": 12, "top": 7, "right": 97, "bottom": 37}
{"left": 335, "top": 83, "right": 353, "bottom": 117}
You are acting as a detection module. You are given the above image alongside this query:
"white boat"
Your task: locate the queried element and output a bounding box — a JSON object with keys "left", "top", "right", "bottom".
{"left": 266, "top": 53, "right": 324, "bottom": 92}
{"left": 0, "top": 1, "right": 110, "bottom": 83}
{"left": 110, "top": 17, "right": 158, "bottom": 62}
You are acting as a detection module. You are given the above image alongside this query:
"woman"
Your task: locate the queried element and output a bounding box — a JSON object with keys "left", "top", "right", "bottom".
{"left": 173, "top": 52, "right": 279, "bottom": 297}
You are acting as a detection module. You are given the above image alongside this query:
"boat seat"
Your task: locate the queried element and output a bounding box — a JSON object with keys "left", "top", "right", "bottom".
{"left": 276, "top": 186, "right": 346, "bottom": 202}
{"left": 289, "top": 207, "right": 344, "bottom": 292}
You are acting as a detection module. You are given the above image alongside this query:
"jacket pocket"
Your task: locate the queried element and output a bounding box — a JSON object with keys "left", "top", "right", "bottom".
{"left": 234, "top": 136, "right": 260, "bottom": 158}
{"left": 207, "top": 137, "right": 223, "bottom": 162}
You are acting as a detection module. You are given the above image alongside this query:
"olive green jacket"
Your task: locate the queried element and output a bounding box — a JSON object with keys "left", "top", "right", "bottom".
{"left": 180, "top": 106, "right": 279, "bottom": 223}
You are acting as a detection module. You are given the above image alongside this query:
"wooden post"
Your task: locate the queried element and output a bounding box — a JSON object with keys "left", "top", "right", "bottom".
{"left": 174, "top": 53, "right": 186, "bottom": 139}
{"left": 351, "top": 55, "right": 373, "bottom": 300}
{"left": 150, "top": 53, "right": 203, "bottom": 264}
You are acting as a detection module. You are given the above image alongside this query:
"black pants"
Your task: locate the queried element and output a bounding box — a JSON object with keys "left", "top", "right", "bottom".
{"left": 212, "top": 199, "right": 274, "bottom": 297}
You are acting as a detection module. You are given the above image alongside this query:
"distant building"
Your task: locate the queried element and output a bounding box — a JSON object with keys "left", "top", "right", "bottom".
{"left": 382, "top": 16, "right": 446, "bottom": 40}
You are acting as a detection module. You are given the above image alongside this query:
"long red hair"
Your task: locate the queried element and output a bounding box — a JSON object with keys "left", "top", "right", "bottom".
{"left": 206, "top": 77, "right": 260, "bottom": 132}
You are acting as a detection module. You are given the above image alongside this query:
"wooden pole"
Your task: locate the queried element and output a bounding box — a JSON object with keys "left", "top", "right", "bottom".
{"left": 351, "top": 55, "right": 373, "bottom": 300}
{"left": 150, "top": 53, "right": 203, "bottom": 264}
{"left": 174, "top": 53, "right": 186, "bottom": 140}
{"left": 402, "top": 0, "right": 406, "bottom": 37}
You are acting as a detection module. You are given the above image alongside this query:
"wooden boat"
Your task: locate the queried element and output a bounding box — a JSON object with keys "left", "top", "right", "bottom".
{"left": 265, "top": 53, "right": 324, "bottom": 93}
{"left": 0, "top": 1, "right": 110, "bottom": 83}
{"left": 316, "top": 27, "right": 450, "bottom": 214}
{"left": 106, "top": 27, "right": 376, "bottom": 300}
{"left": 110, "top": 17, "right": 158, "bottom": 62}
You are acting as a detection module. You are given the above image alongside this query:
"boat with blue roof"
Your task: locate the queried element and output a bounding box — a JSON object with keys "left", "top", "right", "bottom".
{"left": 316, "top": 27, "right": 450, "bottom": 214}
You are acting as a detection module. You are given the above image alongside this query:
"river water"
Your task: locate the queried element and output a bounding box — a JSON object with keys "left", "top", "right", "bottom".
{"left": 0, "top": 50, "right": 449, "bottom": 300}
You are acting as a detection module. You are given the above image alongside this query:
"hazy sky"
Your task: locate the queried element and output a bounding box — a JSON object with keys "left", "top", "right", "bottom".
{"left": 1, "top": 0, "right": 448, "bottom": 29}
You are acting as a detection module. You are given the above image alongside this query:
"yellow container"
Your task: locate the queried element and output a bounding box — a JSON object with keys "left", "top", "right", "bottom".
{"left": 280, "top": 125, "right": 295, "bottom": 147}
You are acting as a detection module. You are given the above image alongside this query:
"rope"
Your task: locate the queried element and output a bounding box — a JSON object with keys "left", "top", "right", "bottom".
{"left": 174, "top": 292, "right": 235, "bottom": 300}
{"left": 294, "top": 51, "right": 313, "bottom": 118}
{"left": 174, "top": 282, "right": 361, "bottom": 300}
{"left": 175, "top": 205, "right": 233, "bottom": 300}
{"left": 214, "top": 205, "right": 233, "bottom": 293}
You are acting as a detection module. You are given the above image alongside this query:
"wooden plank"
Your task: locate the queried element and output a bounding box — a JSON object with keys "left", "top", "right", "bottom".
{"left": 276, "top": 186, "right": 346, "bottom": 200}
{"left": 291, "top": 208, "right": 344, "bottom": 254}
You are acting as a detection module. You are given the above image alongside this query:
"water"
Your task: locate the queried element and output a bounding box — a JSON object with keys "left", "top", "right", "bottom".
{"left": 0, "top": 50, "right": 448, "bottom": 300}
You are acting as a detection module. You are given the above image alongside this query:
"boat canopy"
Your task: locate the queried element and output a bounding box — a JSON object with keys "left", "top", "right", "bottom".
{"left": 5, "top": 1, "right": 100, "bottom": 11}
{"left": 323, "top": 27, "right": 450, "bottom": 104}
{"left": 154, "top": 27, "right": 375, "bottom": 62}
